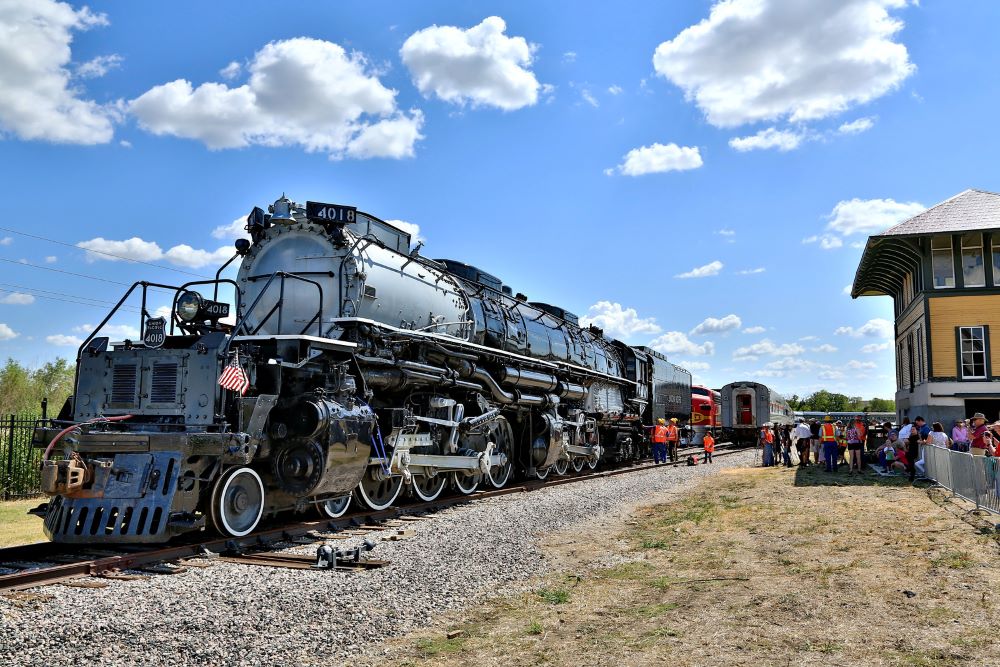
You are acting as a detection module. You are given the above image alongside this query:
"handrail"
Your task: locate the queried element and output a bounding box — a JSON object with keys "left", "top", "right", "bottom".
{"left": 169, "top": 278, "right": 242, "bottom": 335}
{"left": 222, "top": 270, "right": 324, "bottom": 359}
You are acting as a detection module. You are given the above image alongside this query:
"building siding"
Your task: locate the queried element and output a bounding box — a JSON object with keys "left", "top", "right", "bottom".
{"left": 928, "top": 294, "right": 1000, "bottom": 378}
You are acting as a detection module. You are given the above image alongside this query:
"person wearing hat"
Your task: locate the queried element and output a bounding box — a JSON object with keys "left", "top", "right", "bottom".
{"left": 970, "top": 413, "right": 991, "bottom": 456}
{"left": 651, "top": 418, "right": 668, "bottom": 464}
{"left": 951, "top": 419, "right": 969, "bottom": 452}
{"left": 666, "top": 418, "right": 680, "bottom": 462}
{"left": 793, "top": 420, "right": 812, "bottom": 466}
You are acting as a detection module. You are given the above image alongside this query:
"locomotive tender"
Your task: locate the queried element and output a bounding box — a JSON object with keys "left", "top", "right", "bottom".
{"left": 34, "top": 196, "right": 691, "bottom": 543}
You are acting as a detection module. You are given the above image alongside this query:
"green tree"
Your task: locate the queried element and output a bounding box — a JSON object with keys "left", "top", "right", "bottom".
{"left": 0, "top": 358, "right": 75, "bottom": 416}
{"left": 867, "top": 397, "right": 895, "bottom": 412}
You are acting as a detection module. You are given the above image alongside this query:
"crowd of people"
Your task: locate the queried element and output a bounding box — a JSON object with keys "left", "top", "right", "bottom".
{"left": 754, "top": 411, "right": 1000, "bottom": 483}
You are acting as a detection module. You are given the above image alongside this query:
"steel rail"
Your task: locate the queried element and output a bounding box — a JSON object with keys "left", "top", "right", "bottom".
{"left": 0, "top": 445, "right": 742, "bottom": 593}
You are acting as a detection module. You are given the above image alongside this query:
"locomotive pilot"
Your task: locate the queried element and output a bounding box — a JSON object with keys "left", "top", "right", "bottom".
{"left": 652, "top": 418, "right": 668, "bottom": 464}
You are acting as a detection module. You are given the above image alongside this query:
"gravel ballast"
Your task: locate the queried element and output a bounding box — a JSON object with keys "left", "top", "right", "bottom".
{"left": 0, "top": 452, "right": 753, "bottom": 666}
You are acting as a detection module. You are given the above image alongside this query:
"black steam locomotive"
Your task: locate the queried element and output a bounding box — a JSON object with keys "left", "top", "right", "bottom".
{"left": 33, "top": 196, "right": 691, "bottom": 543}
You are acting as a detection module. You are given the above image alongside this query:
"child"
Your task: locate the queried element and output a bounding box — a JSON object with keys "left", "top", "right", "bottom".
{"left": 703, "top": 432, "right": 715, "bottom": 464}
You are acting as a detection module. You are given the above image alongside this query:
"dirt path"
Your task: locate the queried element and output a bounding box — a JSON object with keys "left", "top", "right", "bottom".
{"left": 381, "top": 464, "right": 1000, "bottom": 667}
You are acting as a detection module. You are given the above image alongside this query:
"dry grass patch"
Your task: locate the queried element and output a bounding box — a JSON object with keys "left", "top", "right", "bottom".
{"left": 0, "top": 499, "right": 45, "bottom": 547}
{"left": 382, "top": 465, "right": 1000, "bottom": 667}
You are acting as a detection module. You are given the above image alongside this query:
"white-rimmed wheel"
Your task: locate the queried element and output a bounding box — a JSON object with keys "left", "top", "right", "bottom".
{"left": 486, "top": 417, "right": 515, "bottom": 489}
{"left": 553, "top": 458, "right": 569, "bottom": 476}
{"left": 355, "top": 469, "right": 403, "bottom": 511}
{"left": 534, "top": 467, "right": 550, "bottom": 480}
{"left": 318, "top": 495, "right": 351, "bottom": 519}
{"left": 452, "top": 471, "right": 481, "bottom": 495}
{"left": 210, "top": 467, "right": 265, "bottom": 538}
{"left": 571, "top": 458, "right": 585, "bottom": 473}
{"left": 586, "top": 456, "right": 599, "bottom": 470}
{"left": 411, "top": 473, "right": 447, "bottom": 502}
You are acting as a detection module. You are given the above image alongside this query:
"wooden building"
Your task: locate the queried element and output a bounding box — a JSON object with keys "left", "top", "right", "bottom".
{"left": 852, "top": 189, "right": 1000, "bottom": 424}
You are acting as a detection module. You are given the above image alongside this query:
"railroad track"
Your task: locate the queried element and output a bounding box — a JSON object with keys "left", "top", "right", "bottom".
{"left": 0, "top": 445, "right": 741, "bottom": 593}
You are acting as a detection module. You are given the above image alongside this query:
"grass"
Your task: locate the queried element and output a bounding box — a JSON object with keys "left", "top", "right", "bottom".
{"left": 384, "top": 464, "right": 1000, "bottom": 667}
{"left": 0, "top": 499, "right": 46, "bottom": 547}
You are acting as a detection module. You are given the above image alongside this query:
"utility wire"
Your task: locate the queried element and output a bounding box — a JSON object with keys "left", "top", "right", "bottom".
{"left": 0, "top": 257, "right": 130, "bottom": 285}
{"left": 0, "top": 225, "right": 210, "bottom": 278}
{"left": 0, "top": 283, "right": 143, "bottom": 311}
{"left": 0, "top": 287, "right": 143, "bottom": 313}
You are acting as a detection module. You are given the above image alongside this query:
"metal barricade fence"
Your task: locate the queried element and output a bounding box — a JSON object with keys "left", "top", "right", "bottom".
{"left": 923, "top": 444, "right": 1000, "bottom": 515}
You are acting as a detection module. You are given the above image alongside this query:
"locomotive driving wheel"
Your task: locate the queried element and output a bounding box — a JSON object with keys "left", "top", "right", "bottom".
{"left": 452, "top": 471, "right": 481, "bottom": 494}
{"left": 355, "top": 468, "right": 403, "bottom": 511}
{"left": 534, "top": 467, "right": 550, "bottom": 480}
{"left": 553, "top": 458, "right": 569, "bottom": 476}
{"left": 571, "top": 458, "right": 585, "bottom": 473}
{"left": 485, "top": 416, "right": 514, "bottom": 489}
{"left": 210, "top": 467, "right": 265, "bottom": 537}
{"left": 411, "top": 473, "right": 447, "bottom": 502}
{"left": 318, "top": 495, "right": 351, "bottom": 519}
{"left": 586, "top": 456, "right": 599, "bottom": 470}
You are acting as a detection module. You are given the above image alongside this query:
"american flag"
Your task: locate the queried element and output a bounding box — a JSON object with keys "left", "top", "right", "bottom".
{"left": 218, "top": 350, "right": 250, "bottom": 395}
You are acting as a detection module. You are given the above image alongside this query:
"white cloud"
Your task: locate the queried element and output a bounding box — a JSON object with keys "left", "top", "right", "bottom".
{"left": 675, "top": 260, "right": 723, "bottom": 279}
{"left": 385, "top": 219, "right": 425, "bottom": 245}
{"left": 562, "top": 51, "right": 577, "bottom": 63}
{"left": 825, "top": 198, "right": 925, "bottom": 236}
{"left": 76, "top": 53, "right": 122, "bottom": 78}
{"left": 847, "top": 360, "right": 877, "bottom": 369}
{"left": 164, "top": 245, "right": 235, "bottom": 268}
{"left": 818, "top": 369, "right": 846, "bottom": 381}
{"left": 219, "top": 61, "right": 242, "bottom": 80}
{"left": 614, "top": 142, "right": 703, "bottom": 176}
{"left": 0, "top": 237, "right": 11, "bottom": 246}
{"left": 843, "top": 284, "right": 853, "bottom": 295}
{"left": 131, "top": 37, "right": 423, "bottom": 159}
{"left": 652, "top": 0, "right": 915, "bottom": 128}
{"left": 649, "top": 331, "right": 715, "bottom": 357}
{"left": 729, "top": 127, "right": 805, "bottom": 152}
{"left": 119, "top": 140, "right": 131, "bottom": 148}
{"left": 77, "top": 236, "right": 235, "bottom": 269}
{"left": 743, "top": 326, "right": 766, "bottom": 334}
{"left": 0, "top": 0, "right": 117, "bottom": 144}
{"left": 580, "top": 301, "right": 662, "bottom": 339}
{"left": 733, "top": 338, "right": 805, "bottom": 360}
{"left": 608, "top": 85, "right": 623, "bottom": 95}
{"left": 838, "top": 117, "right": 875, "bottom": 134}
{"left": 716, "top": 228, "right": 735, "bottom": 238}
{"left": 0, "top": 323, "right": 17, "bottom": 340}
{"left": 401, "top": 16, "right": 541, "bottom": 111}
{"left": 737, "top": 267, "right": 765, "bottom": 275}
{"left": 802, "top": 234, "right": 843, "bottom": 250}
{"left": 46, "top": 334, "right": 82, "bottom": 346}
{"left": 78, "top": 237, "right": 163, "bottom": 262}
{"left": 677, "top": 360, "right": 711, "bottom": 371}
{"left": 211, "top": 217, "right": 249, "bottom": 240}
{"left": 799, "top": 336, "right": 818, "bottom": 341}
{"left": 74, "top": 323, "right": 141, "bottom": 339}
{"left": 580, "top": 88, "right": 599, "bottom": 107}
{"left": 690, "top": 314, "right": 742, "bottom": 336}
{"left": 0, "top": 292, "right": 35, "bottom": 305}
{"left": 861, "top": 341, "right": 891, "bottom": 353}
{"left": 153, "top": 305, "right": 173, "bottom": 320}
{"left": 835, "top": 318, "right": 893, "bottom": 339}
{"left": 812, "top": 344, "right": 838, "bottom": 353}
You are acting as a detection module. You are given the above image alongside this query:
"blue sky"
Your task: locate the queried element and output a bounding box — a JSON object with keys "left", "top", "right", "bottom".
{"left": 1, "top": 0, "right": 999, "bottom": 400}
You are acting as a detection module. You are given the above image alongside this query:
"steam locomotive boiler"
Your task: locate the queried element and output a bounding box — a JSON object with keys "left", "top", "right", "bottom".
{"left": 32, "top": 196, "right": 690, "bottom": 543}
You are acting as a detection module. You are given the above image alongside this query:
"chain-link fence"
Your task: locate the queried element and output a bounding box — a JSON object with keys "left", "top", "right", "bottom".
{"left": 923, "top": 444, "right": 1000, "bottom": 514}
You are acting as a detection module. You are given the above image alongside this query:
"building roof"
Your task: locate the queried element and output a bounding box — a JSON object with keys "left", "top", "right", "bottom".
{"left": 852, "top": 189, "right": 1000, "bottom": 299}
{"left": 878, "top": 189, "right": 1000, "bottom": 237}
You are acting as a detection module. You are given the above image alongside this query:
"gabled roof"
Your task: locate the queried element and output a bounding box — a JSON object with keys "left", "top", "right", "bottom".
{"left": 878, "top": 189, "right": 1000, "bottom": 237}
{"left": 852, "top": 189, "right": 1000, "bottom": 299}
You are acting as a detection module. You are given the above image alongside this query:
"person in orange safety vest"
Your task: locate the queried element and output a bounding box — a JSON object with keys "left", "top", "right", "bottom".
{"left": 651, "top": 418, "right": 668, "bottom": 464}
{"left": 820, "top": 416, "right": 839, "bottom": 472}
{"left": 666, "top": 418, "right": 680, "bottom": 462}
{"left": 703, "top": 432, "right": 716, "bottom": 464}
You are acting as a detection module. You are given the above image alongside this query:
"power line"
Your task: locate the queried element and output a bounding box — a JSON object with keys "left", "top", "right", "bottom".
{"left": 0, "top": 225, "right": 211, "bottom": 278}
{"left": 0, "top": 283, "right": 144, "bottom": 312}
{"left": 0, "top": 257, "right": 130, "bottom": 285}
{"left": 0, "top": 287, "right": 143, "bottom": 313}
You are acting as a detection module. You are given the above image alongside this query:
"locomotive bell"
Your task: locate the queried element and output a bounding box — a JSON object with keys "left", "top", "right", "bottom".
{"left": 269, "top": 195, "right": 296, "bottom": 224}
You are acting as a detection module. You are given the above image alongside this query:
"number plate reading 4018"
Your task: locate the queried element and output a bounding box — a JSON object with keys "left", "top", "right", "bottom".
{"left": 306, "top": 201, "right": 356, "bottom": 224}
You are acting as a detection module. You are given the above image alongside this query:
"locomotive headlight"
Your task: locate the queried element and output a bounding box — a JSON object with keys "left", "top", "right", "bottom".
{"left": 176, "top": 291, "right": 203, "bottom": 321}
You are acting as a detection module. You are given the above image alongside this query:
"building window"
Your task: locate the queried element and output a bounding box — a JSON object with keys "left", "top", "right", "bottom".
{"left": 992, "top": 238, "right": 1000, "bottom": 285}
{"left": 931, "top": 235, "right": 955, "bottom": 288}
{"left": 962, "top": 233, "right": 986, "bottom": 287}
{"left": 959, "top": 326, "right": 987, "bottom": 379}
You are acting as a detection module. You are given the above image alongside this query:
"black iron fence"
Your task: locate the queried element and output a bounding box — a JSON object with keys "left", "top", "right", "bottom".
{"left": 0, "top": 410, "right": 45, "bottom": 500}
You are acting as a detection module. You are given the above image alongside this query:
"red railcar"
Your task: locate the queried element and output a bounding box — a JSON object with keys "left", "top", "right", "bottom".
{"left": 690, "top": 385, "right": 721, "bottom": 445}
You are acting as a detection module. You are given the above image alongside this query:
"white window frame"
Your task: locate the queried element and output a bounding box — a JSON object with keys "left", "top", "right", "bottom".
{"left": 959, "top": 326, "right": 987, "bottom": 380}
{"left": 931, "top": 235, "right": 955, "bottom": 289}
{"left": 961, "top": 233, "right": 986, "bottom": 288}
